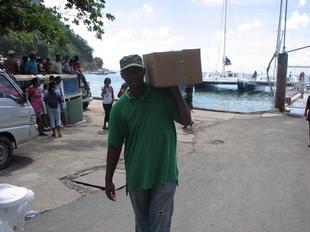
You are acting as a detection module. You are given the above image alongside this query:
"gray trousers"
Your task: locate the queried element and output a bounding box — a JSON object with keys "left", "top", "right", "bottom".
{"left": 129, "top": 181, "right": 177, "bottom": 232}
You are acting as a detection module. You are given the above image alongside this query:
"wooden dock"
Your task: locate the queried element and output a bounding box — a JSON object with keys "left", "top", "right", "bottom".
{"left": 195, "top": 78, "right": 299, "bottom": 91}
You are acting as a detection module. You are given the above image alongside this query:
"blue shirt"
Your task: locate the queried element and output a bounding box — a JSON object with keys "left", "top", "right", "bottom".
{"left": 25, "top": 60, "right": 38, "bottom": 74}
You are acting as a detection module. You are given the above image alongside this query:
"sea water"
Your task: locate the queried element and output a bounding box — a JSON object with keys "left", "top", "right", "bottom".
{"left": 85, "top": 73, "right": 274, "bottom": 113}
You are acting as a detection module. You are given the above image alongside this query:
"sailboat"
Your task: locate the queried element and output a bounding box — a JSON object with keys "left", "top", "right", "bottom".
{"left": 204, "top": 0, "right": 244, "bottom": 82}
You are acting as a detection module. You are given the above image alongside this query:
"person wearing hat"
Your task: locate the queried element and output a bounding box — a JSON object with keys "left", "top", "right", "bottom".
{"left": 105, "top": 54, "right": 191, "bottom": 231}
{"left": 50, "top": 54, "right": 63, "bottom": 74}
{"left": 3, "top": 50, "right": 19, "bottom": 75}
{"left": 25, "top": 51, "right": 38, "bottom": 74}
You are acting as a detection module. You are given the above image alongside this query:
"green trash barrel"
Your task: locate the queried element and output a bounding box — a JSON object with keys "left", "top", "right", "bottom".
{"left": 64, "top": 94, "right": 83, "bottom": 124}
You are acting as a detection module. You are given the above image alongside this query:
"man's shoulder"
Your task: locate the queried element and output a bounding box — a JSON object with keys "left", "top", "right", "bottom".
{"left": 148, "top": 86, "right": 170, "bottom": 99}
{"left": 110, "top": 98, "right": 129, "bottom": 121}
{"left": 114, "top": 96, "right": 128, "bottom": 108}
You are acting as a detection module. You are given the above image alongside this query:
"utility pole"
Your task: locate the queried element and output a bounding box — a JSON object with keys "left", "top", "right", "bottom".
{"left": 275, "top": 53, "right": 288, "bottom": 112}
{"left": 275, "top": 0, "right": 288, "bottom": 112}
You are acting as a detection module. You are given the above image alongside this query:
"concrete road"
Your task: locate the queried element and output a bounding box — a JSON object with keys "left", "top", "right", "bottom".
{"left": 1, "top": 100, "right": 309, "bottom": 232}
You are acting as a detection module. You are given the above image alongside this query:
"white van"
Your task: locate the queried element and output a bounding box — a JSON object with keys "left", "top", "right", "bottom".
{"left": 0, "top": 69, "right": 37, "bottom": 169}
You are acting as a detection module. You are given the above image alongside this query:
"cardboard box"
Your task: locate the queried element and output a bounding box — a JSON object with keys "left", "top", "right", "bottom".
{"left": 143, "top": 49, "right": 202, "bottom": 87}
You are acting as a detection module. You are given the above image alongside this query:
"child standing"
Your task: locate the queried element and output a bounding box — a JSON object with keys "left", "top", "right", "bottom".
{"left": 101, "top": 77, "right": 114, "bottom": 130}
{"left": 44, "top": 82, "right": 63, "bottom": 137}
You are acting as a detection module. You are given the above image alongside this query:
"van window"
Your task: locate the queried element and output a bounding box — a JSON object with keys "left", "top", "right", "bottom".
{"left": 0, "top": 75, "right": 21, "bottom": 102}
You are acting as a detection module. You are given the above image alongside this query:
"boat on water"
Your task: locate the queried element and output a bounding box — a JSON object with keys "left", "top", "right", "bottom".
{"left": 204, "top": 71, "right": 244, "bottom": 82}
{"left": 86, "top": 68, "right": 116, "bottom": 75}
{"left": 205, "top": 0, "right": 244, "bottom": 80}
{"left": 203, "top": 0, "right": 245, "bottom": 83}
{"left": 96, "top": 70, "right": 116, "bottom": 75}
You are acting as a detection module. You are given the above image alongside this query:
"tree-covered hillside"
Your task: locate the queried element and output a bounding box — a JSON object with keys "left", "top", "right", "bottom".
{"left": 0, "top": 27, "right": 91, "bottom": 60}
{"left": 0, "top": 0, "right": 112, "bottom": 71}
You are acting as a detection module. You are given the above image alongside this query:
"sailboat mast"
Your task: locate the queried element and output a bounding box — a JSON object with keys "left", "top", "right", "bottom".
{"left": 276, "top": 0, "right": 283, "bottom": 55}
{"left": 222, "top": 0, "right": 227, "bottom": 73}
{"left": 283, "top": 0, "right": 288, "bottom": 52}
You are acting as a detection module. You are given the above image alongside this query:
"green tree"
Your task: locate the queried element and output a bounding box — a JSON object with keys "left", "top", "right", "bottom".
{"left": 0, "top": 28, "right": 94, "bottom": 66}
{"left": 0, "top": 0, "right": 114, "bottom": 44}
{"left": 93, "top": 57, "right": 104, "bottom": 69}
{"left": 65, "top": 28, "right": 93, "bottom": 62}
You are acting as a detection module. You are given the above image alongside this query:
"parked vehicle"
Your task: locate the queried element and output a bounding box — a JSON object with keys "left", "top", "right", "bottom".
{"left": 0, "top": 69, "right": 37, "bottom": 169}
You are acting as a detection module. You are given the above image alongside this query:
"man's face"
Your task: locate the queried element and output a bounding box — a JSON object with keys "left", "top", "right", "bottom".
{"left": 121, "top": 67, "right": 145, "bottom": 89}
{"left": 30, "top": 54, "right": 36, "bottom": 60}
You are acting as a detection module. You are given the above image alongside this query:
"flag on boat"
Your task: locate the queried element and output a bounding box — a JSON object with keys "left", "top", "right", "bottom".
{"left": 224, "top": 56, "right": 232, "bottom": 66}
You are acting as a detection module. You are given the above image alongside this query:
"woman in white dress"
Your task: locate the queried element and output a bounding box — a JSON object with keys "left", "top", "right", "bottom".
{"left": 101, "top": 77, "right": 114, "bottom": 130}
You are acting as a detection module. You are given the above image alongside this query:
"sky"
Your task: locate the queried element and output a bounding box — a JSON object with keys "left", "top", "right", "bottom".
{"left": 45, "top": 0, "right": 310, "bottom": 73}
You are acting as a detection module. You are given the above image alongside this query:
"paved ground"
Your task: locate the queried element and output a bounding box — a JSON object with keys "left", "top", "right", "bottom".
{"left": 1, "top": 100, "right": 309, "bottom": 232}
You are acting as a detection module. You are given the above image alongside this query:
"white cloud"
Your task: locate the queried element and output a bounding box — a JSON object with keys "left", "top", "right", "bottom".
{"left": 287, "top": 11, "right": 310, "bottom": 29}
{"left": 141, "top": 29, "right": 155, "bottom": 38}
{"left": 214, "top": 29, "right": 235, "bottom": 40}
{"left": 113, "top": 29, "right": 135, "bottom": 40}
{"left": 238, "top": 21, "right": 262, "bottom": 31}
{"left": 213, "top": 21, "right": 262, "bottom": 40}
{"left": 141, "top": 27, "right": 170, "bottom": 39}
{"left": 158, "top": 27, "right": 170, "bottom": 37}
{"left": 44, "top": 0, "right": 310, "bottom": 73}
{"left": 298, "top": 0, "right": 306, "bottom": 7}
{"left": 79, "top": 25, "right": 185, "bottom": 70}
{"left": 142, "top": 4, "right": 154, "bottom": 15}
{"left": 129, "top": 4, "right": 154, "bottom": 20}
{"left": 191, "top": 0, "right": 222, "bottom": 4}
{"left": 191, "top": 0, "right": 248, "bottom": 5}
{"left": 288, "top": 48, "right": 310, "bottom": 68}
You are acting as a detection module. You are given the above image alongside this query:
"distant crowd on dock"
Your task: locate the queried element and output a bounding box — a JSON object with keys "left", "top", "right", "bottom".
{"left": 0, "top": 50, "right": 81, "bottom": 76}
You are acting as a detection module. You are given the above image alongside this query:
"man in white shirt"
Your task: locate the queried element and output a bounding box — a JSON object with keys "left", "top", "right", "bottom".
{"left": 50, "top": 55, "right": 63, "bottom": 74}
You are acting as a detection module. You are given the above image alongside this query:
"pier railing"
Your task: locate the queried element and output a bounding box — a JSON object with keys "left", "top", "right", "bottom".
{"left": 286, "top": 65, "right": 310, "bottom": 109}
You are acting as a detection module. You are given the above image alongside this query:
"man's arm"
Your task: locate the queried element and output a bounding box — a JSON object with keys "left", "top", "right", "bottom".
{"left": 112, "top": 87, "right": 115, "bottom": 102}
{"left": 305, "top": 97, "right": 310, "bottom": 117}
{"left": 169, "top": 86, "right": 192, "bottom": 126}
{"left": 105, "top": 146, "right": 122, "bottom": 201}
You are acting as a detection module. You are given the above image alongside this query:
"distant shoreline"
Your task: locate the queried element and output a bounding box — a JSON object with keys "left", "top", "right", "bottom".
{"left": 84, "top": 69, "right": 117, "bottom": 75}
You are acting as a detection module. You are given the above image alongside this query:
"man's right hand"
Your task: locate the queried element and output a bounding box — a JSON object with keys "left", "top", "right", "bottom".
{"left": 105, "top": 181, "right": 116, "bottom": 201}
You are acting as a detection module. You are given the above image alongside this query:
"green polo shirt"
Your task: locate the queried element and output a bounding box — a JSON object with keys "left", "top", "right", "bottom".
{"left": 108, "top": 85, "right": 179, "bottom": 192}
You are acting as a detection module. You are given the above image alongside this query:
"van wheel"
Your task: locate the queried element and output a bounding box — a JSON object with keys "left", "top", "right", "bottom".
{"left": 0, "top": 136, "right": 13, "bottom": 169}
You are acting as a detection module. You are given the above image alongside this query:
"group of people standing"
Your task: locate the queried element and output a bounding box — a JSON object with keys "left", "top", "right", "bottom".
{"left": 26, "top": 76, "right": 67, "bottom": 137}
{"left": 2, "top": 49, "right": 81, "bottom": 76}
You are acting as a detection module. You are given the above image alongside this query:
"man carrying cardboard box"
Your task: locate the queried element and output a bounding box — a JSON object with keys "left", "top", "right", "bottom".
{"left": 105, "top": 54, "right": 192, "bottom": 232}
